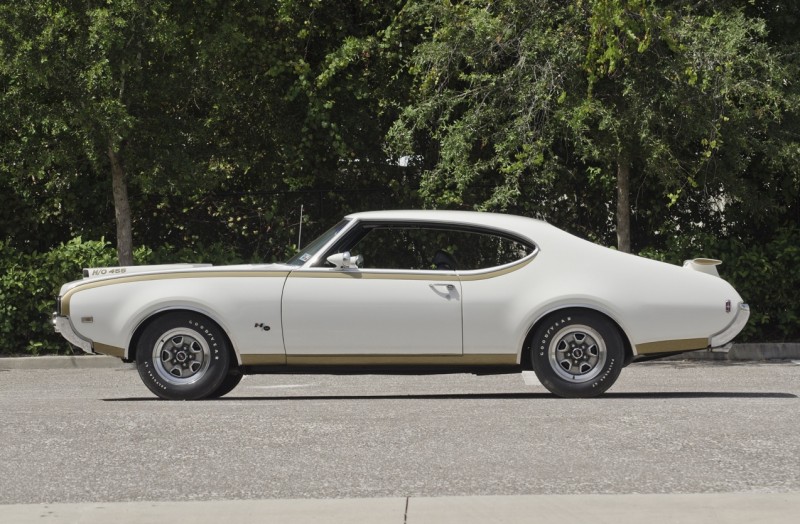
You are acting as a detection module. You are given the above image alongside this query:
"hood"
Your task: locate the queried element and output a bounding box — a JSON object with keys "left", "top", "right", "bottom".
{"left": 82, "top": 263, "right": 212, "bottom": 280}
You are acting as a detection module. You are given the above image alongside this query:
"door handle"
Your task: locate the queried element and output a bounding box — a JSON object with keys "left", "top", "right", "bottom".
{"left": 429, "top": 283, "right": 458, "bottom": 301}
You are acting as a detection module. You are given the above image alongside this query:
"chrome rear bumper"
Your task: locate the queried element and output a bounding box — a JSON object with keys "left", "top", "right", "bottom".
{"left": 710, "top": 303, "right": 750, "bottom": 348}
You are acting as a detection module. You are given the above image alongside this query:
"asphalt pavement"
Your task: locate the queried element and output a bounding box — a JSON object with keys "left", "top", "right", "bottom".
{"left": 1, "top": 360, "right": 799, "bottom": 523}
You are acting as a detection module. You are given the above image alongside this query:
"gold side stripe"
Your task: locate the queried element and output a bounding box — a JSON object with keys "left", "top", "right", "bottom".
{"left": 291, "top": 254, "right": 535, "bottom": 281}
{"left": 90, "top": 351, "right": 517, "bottom": 366}
{"left": 288, "top": 271, "right": 459, "bottom": 281}
{"left": 636, "top": 338, "right": 709, "bottom": 355}
{"left": 61, "top": 271, "right": 290, "bottom": 316}
{"left": 238, "top": 354, "right": 518, "bottom": 366}
{"left": 86, "top": 350, "right": 518, "bottom": 366}
{"left": 240, "top": 354, "right": 287, "bottom": 366}
{"left": 93, "top": 342, "right": 125, "bottom": 358}
{"left": 457, "top": 255, "right": 535, "bottom": 281}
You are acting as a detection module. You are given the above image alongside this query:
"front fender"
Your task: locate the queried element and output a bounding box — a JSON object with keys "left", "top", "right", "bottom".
{"left": 63, "top": 274, "right": 288, "bottom": 363}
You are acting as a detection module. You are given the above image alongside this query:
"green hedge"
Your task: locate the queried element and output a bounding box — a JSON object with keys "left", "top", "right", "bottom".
{"left": 1, "top": 238, "right": 121, "bottom": 355}
{"left": 2, "top": 229, "right": 797, "bottom": 356}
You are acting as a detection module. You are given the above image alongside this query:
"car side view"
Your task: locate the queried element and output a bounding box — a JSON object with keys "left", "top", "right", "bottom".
{"left": 54, "top": 210, "right": 749, "bottom": 399}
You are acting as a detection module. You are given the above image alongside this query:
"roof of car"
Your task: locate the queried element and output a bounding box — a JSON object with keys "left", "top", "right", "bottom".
{"left": 346, "top": 209, "right": 541, "bottom": 227}
{"left": 344, "top": 210, "right": 568, "bottom": 246}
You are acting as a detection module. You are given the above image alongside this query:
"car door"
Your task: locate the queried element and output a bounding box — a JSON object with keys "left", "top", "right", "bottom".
{"left": 281, "top": 224, "right": 463, "bottom": 357}
{"left": 455, "top": 231, "right": 537, "bottom": 356}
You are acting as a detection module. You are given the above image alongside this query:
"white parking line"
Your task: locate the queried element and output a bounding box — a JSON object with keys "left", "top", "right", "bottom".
{"left": 247, "top": 384, "right": 314, "bottom": 390}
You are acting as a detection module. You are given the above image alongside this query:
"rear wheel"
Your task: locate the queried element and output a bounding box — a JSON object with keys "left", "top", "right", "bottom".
{"left": 530, "top": 309, "right": 624, "bottom": 398}
{"left": 136, "top": 312, "right": 230, "bottom": 400}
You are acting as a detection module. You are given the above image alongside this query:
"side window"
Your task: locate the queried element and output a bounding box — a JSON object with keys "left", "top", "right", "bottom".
{"left": 454, "top": 231, "right": 533, "bottom": 271}
{"left": 350, "top": 227, "right": 444, "bottom": 270}
{"left": 349, "top": 228, "right": 421, "bottom": 270}
{"left": 348, "top": 226, "right": 533, "bottom": 271}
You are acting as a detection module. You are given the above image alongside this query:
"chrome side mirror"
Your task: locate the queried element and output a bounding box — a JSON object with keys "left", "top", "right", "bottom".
{"left": 326, "top": 251, "right": 362, "bottom": 269}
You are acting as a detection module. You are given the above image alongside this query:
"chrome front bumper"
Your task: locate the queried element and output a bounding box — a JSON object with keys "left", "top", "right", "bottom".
{"left": 710, "top": 302, "right": 750, "bottom": 348}
{"left": 53, "top": 314, "right": 94, "bottom": 354}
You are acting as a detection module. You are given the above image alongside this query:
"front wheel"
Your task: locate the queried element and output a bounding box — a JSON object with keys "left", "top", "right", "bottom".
{"left": 136, "top": 312, "right": 231, "bottom": 400}
{"left": 207, "top": 371, "right": 244, "bottom": 399}
{"left": 530, "top": 310, "right": 624, "bottom": 398}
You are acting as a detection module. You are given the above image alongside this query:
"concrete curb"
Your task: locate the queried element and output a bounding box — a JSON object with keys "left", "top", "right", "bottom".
{"left": 1, "top": 343, "right": 798, "bottom": 369}
{"left": 663, "top": 343, "right": 800, "bottom": 361}
{"left": 1, "top": 493, "right": 799, "bottom": 524}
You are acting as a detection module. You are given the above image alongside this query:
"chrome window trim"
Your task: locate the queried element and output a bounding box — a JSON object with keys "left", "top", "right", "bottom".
{"left": 303, "top": 217, "right": 540, "bottom": 275}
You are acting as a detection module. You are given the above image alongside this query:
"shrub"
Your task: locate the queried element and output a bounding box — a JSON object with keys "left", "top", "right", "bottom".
{"left": 1, "top": 238, "right": 132, "bottom": 355}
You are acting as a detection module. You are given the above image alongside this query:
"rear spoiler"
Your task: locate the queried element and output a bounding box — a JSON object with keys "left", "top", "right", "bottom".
{"left": 683, "top": 258, "right": 722, "bottom": 277}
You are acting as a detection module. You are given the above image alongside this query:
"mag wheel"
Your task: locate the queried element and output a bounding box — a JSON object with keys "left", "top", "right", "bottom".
{"left": 136, "top": 312, "right": 230, "bottom": 400}
{"left": 530, "top": 309, "right": 624, "bottom": 398}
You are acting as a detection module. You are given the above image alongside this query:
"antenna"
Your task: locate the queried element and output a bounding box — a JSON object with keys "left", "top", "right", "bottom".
{"left": 298, "top": 204, "right": 304, "bottom": 249}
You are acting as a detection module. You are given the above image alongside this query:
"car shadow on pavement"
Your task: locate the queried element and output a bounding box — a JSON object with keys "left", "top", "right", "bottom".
{"left": 103, "top": 391, "right": 797, "bottom": 401}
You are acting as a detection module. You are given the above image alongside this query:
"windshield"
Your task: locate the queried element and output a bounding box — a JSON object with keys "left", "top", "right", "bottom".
{"left": 285, "top": 219, "right": 350, "bottom": 266}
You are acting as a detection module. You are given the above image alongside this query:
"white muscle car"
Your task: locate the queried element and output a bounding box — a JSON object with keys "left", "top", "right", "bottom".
{"left": 54, "top": 210, "right": 749, "bottom": 399}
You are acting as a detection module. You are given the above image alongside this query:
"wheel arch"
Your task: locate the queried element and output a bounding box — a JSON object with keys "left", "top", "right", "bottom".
{"left": 520, "top": 305, "right": 635, "bottom": 370}
{"left": 126, "top": 307, "right": 240, "bottom": 369}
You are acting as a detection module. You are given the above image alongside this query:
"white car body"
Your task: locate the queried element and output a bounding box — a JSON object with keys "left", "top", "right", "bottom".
{"left": 54, "top": 210, "right": 749, "bottom": 399}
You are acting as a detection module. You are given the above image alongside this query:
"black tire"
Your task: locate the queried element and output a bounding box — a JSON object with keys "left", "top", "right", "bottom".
{"left": 207, "top": 371, "right": 244, "bottom": 399}
{"left": 530, "top": 309, "right": 624, "bottom": 398}
{"left": 136, "top": 311, "right": 231, "bottom": 400}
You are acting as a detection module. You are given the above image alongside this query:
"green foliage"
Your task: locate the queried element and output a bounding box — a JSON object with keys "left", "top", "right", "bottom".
{"left": 391, "top": 0, "right": 797, "bottom": 249}
{"left": 388, "top": 0, "right": 586, "bottom": 218}
{"left": 146, "top": 243, "right": 247, "bottom": 267}
{"left": 581, "top": 0, "right": 661, "bottom": 85}
{"left": 0, "top": 238, "right": 119, "bottom": 354}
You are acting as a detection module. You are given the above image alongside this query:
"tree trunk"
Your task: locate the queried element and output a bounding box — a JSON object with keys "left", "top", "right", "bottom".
{"left": 616, "top": 152, "right": 631, "bottom": 253}
{"left": 108, "top": 143, "right": 134, "bottom": 266}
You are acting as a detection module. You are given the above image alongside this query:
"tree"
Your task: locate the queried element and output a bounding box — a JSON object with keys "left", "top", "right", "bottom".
{"left": 389, "top": 0, "right": 795, "bottom": 251}
{"left": 578, "top": 0, "right": 795, "bottom": 251}
{"left": 175, "top": 0, "right": 421, "bottom": 257}
{"left": 0, "top": 1, "right": 215, "bottom": 264}
{"left": 387, "top": 1, "right": 590, "bottom": 222}
{"left": 1, "top": 1, "right": 420, "bottom": 265}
